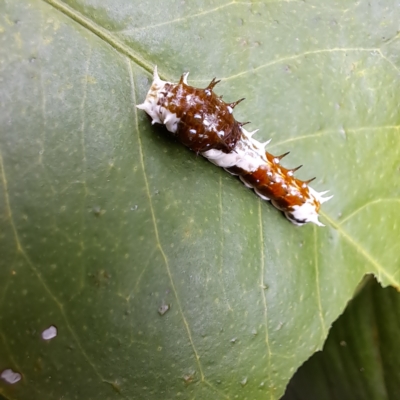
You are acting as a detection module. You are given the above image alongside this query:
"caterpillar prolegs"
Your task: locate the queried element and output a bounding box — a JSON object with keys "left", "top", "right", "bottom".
{"left": 137, "top": 67, "right": 332, "bottom": 226}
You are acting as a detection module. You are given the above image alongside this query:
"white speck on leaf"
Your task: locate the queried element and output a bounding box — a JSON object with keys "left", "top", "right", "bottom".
{"left": 42, "top": 325, "right": 57, "bottom": 340}
{"left": 158, "top": 304, "right": 170, "bottom": 316}
{"left": 1, "top": 369, "right": 21, "bottom": 384}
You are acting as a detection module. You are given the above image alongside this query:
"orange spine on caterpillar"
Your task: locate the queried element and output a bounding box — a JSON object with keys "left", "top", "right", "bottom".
{"left": 137, "top": 67, "right": 332, "bottom": 226}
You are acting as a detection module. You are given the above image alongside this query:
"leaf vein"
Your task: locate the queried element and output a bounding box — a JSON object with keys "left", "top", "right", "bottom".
{"left": 223, "top": 47, "right": 379, "bottom": 81}
{"left": 313, "top": 225, "right": 327, "bottom": 338}
{"left": 41, "top": 0, "right": 155, "bottom": 76}
{"left": 257, "top": 201, "right": 274, "bottom": 399}
{"left": 127, "top": 58, "right": 207, "bottom": 382}
{"left": 218, "top": 175, "right": 234, "bottom": 313}
{"left": 323, "top": 212, "right": 400, "bottom": 288}
{"left": 267, "top": 125, "right": 400, "bottom": 150}
{"left": 338, "top": 198, "right": 400, "bottom": 226}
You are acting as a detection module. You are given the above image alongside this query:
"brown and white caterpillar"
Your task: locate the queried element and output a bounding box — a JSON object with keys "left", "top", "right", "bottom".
{"left": 137, "top": 67, "right": 332, "bottom": 226}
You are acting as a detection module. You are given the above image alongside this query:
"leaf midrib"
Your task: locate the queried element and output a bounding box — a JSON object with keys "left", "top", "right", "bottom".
{"left": 42, "top": 0, "right": 158, "bottom": 77}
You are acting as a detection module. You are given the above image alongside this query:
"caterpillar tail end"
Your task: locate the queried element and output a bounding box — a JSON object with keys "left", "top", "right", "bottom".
{"left": 285, "top": 189, "right": 333, "bottom": 227}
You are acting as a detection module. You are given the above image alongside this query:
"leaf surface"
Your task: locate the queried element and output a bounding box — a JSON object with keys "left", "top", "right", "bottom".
{"left": 0, "top": 1, "right": 399, "bottom": 399}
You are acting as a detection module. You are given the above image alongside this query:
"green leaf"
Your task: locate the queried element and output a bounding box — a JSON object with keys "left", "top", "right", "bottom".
{"left": 282, "top": 276, "right": 400, "bottom": 400}
{"left": 0, "top": 0, "right": 399, "bottom": 399}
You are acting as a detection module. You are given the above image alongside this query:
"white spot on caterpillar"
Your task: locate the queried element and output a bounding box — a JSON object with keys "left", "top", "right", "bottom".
{"left": 1, "top": 369, "right": 21, "bottom": 384}
{"left": 41, "top": 325, "right": 57, "bottom": 340}
{"left": 189, "top": 129, "right": 196, "bottom": 134}
{"left": 203, "top": 128, "right": 268, "bottom": 171}
{"left": 194, "top": 113, "right": 201, "bottom": 119}
{"left": 227, "top": 106, "right": 233, "bottom": 114}
{"left": 161, "top": 110, "right": 180, "bottom": 133}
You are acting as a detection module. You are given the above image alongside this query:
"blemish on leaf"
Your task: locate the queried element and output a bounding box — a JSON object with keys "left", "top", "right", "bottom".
{"left": 275, "top": 322, "right": 284, "bottom": 331}
{"left": 183, "top": 371, "right": 196, "bottom": 384}
{"left": 158, "top": 304, "right": 170, "bottom": 316}
{"left": 104, "top": 379, "right": 121, "bottom": 393}
{"left": 34, "top": 357, "right": 43, "bottom": 372}
{"left": 90, "top": 270, "right": 111, "bottom": 287}
{"left": 1, "top": 369, "right": 21, "bottom": 384}
{"left": 41, "top": 325, "right": 57, "bottom": 340}
{"left": 92, "top": 206, "right": 106, "bottom": 217}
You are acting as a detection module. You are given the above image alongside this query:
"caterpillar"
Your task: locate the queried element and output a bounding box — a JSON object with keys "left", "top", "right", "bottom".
{"left": 137, "top": 67, "right": 332, "bottom": 226}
